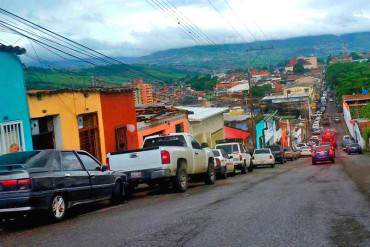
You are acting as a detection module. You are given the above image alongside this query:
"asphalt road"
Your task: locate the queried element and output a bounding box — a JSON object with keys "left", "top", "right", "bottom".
{"left": 1, "top": 102, "right": 370, "bottom": 246}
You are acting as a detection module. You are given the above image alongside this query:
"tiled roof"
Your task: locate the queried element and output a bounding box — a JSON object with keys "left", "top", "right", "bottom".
{"left": 27, "top": 87, "right": 133, "bottom": 96}
{"left": 176, "top": 106, "right": 228, "bottom": 121}
{"left": 0, "top": 43, "right": 26, "bottom": 55}
{"left": 342, "top": 94, "right": 370, "bottom": 102}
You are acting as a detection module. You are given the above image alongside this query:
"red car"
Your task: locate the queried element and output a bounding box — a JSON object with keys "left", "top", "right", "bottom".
{"left": 312, "top": 144, "right": 335, "bottom": 165}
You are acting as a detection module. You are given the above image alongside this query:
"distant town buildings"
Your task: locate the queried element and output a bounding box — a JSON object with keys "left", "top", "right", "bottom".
{"left": 131, "top": 79, "right": 154, "bottom": 105}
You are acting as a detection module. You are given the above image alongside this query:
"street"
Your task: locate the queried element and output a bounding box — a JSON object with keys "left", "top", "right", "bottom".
{"left": 1, "top": 148, "right": 370, "bottom": 246}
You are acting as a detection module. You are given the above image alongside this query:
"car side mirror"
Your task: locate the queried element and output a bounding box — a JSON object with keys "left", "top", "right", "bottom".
{"left": 101, "top": 166, "right": 108, "bottom": 172}
{"left": 201, "top": 143, "right": 209, "bottom": 149}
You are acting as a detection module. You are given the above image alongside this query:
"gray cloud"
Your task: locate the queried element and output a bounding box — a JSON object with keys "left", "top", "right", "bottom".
{"left": 1, "top": 0, "right": 370, "bottom": 58}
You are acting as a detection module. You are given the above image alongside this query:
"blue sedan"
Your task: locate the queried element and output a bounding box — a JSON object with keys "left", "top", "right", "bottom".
{"left": 346, "top": 143, "right": 362, "bottom": 154}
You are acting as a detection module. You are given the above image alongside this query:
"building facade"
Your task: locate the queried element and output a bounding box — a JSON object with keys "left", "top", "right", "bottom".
{"left": 0, "top": 45, "right": 33, "bottom": 155}
{"left": 28, "top": 88, "right": 138, "bottom": 163}
{"left": 177, "top": 107, "right": 228, "bottom": 148}
{"left": 132, "top": 79, "right": 154, "bottom": 105}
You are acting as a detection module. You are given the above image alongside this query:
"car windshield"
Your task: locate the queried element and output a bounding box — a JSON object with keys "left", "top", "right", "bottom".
{"left": 216, "top": 145, "right": 233, "bottom": 155}
{"left": 255, "top": 149, "right": 270, "bottom": 154}
{"left": 212, "top": 150, "right": 221, "bottom": 157}
{"left": 143, "top": 135, "right": 187, "bottom": 148}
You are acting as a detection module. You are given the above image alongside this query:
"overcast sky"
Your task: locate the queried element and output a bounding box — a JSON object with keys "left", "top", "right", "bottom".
{"left": 1, "top": 0, "right": 370, "bottom": 58}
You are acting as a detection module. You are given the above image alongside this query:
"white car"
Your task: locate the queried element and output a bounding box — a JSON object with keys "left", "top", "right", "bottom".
{"left": 300, "top": 146, "right": 312, "bottom": 156}
{"left": 252, "top": 148, "right": 275, "bottom": 168}
{"left": 212, "top": 149, "right": 235, "bottom": 178}
{"left": 215, "top": 142, "right": 253, "bottom": 174}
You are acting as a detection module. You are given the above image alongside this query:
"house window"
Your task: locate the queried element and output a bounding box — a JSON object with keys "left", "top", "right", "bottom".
{"left": 115, "top": 127, "right": 127, "bottom": 152}
{"left": 175, "top": 123, "right": 184, "bottom": 133}
{"left": 0, "top": 121, "right": 25, "bottom": 155}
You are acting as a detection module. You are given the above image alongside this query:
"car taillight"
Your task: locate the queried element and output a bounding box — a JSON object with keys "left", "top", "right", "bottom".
{"left": 161, "top": 150, "right": 171, "bottom": 165}
{"left": 106, "top": 157, "right": 110, "bottom": 170}
{"left": 239, "top": 154, "right": 242, "bottom": 161}
{"left": 17, "top": 179, "right": 32, "bottom": 190}
{"left": 269, "top": 155, "right": 273, "bottom": 159}
{"left": 0, "top": 178, "right": 32, "bottom": 191}
{"left": 215, "top": 158, "right": 221, "bottom": 167}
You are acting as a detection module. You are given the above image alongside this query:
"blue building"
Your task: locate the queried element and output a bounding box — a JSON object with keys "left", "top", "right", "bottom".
{"left": 0, "top": 44, "right": 32, "bottom": 154}
{"left": 255, "top": 111, "right": 280, "bottom": 149}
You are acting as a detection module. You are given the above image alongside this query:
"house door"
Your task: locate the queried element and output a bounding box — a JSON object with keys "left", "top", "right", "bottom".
{"left": 78, "top": 113, "right": 101, "bottom": 161}
{"left": 0, "top": 121, "right": 25, "bottom": 155}
{"left": 115, "top": 127, "right": 127, "bottom": 152}
{"left": 31, "top": 116, "right": 55, "bottom": 150}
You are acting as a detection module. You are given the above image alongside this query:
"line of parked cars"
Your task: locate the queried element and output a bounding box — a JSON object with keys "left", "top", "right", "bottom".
{"left": 0, "top": 133, "right": 305, "bottom": 222}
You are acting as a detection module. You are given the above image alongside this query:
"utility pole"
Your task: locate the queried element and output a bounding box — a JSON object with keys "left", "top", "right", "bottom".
{"left": 245, "top": 46, "right": 274, "bottom": 149}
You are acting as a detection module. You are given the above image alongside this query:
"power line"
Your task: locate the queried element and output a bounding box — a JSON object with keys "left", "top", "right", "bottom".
{"left": 157, "top": 0, "right": 216, "bottom": 45}
{"left": 222, "top": 0, "right": 258, "bottom": 42}
{"left": 146, "top": 0, "right": 203, "bottom": 44}
{"left": 205, "top": 0, "right": 248, "bottom": 42}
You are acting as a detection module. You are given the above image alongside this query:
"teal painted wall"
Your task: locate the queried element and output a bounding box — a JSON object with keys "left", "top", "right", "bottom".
{"left": 0, "top": 51, "right": 33, "bottom": 151}
{"left": 256, "top": 120, "right": 265, "bottom": 149}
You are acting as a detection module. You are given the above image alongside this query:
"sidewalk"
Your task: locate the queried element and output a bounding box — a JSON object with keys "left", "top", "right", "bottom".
{"left": 342, "top": 153, "right": 370, "bottom": 200}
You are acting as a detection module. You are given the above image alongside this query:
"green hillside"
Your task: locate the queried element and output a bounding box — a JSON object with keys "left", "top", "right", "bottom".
{"left": 25, "top": 64, "right": 190, "bottom": 89}
{"left": 326, "top": 62, "right": 370, "bottom": 98}
{"left": 128, "top": 32, "right": 370, "bottom": 72}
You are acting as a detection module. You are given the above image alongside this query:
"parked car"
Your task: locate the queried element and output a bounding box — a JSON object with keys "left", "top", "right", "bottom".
{"left": 346, "top": 143, "right": 362, "bottom": 155}
{"left": 312, "top": 144, "right": 335, "bottom": 165}
{"left": 300, "top": 146, "right": 312, "bottom": 156}
{"left": 284, "top": 146, "right": 300, "bottom": 160}
{"left": 252, "top": 148, "right": 275, "bottom": 168}
{"left": 212, "top": 149, "right": 234, "bottom": 178}
{"left": 268, "top": 145, "right": 286, "bottom": 164}
{"left": 312, "top": 128, "right": 321, "bottom": 135}
{"left": 215, "top": 141, "right": 253, "bottom": 173}
{"left": 0, "top": 150, "right": 127, "bottom": 221}
{"left": 342, "top": 135, "right": 353, "bottom": 150}
{"left": 108, "top": 133, "right": 215, "bottom": 193}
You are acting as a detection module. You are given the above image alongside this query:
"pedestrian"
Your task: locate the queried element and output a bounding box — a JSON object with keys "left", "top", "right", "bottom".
{"left": 9, "top": 143, "right": 20, "bottom": 153}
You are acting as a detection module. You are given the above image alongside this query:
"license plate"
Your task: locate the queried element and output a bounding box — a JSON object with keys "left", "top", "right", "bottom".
{"left": 130, "top": 172, "right": 142, "bottom": 178}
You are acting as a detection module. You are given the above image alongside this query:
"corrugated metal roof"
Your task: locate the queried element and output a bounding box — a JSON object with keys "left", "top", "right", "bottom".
{"left": 0, "top": 44, "right": 26, "bottom": 55}
{"left": 176, "top": 106, "right": 228, "bottom": 121}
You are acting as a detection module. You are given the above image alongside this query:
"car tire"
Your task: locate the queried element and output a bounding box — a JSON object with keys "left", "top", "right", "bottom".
{"left": 221, "top": 167, "right": 228, "bottom": 179}
{"left": 331, "top": 158, "right": 335, "bottom": 163}
{"left": 271, "top": 163, "right": 275, "bottom": 168}
{"left": 174, "top": 162, "right": 188, "bottom": 193}
{"left": 49, "top": 194, "right": 67, "bottom": 221}
{"left": 205, "top": 161, "right": 216, "bottom": 185}
{"left": 241, "top": 161, "right": 247, "bottom": 174}
{"left": 247, "top": 160, "right": 254, "bottom": 172}
{"left": 111, "top": 181, "right": 123, "bottom": 204}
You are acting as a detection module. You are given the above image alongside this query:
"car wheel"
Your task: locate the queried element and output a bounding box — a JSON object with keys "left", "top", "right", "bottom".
{"left": 174, "top": 162, "right": 188, "bottom": 192}
{"left": 271, "top": 163, "right": 275, "bottom": 168}
{"left": 49, "top": 194, "right": 67, "bottom": 221}
{"left": 111, "top": 181, "right": 123, "bottom": 204}
{"left": 247, "top": 160, "right": 254, "bottom": 172}
{"left": 241, "top": 161, "right": 247, "bottom": 174}
{"left": 331, "top": 158, "right": 335, "bottom": 163}
{"left": 205, "top": 161, "right": 215, "bottom": 185}
{"left": 221, "top": 167, "right": 228, "bottom": 179}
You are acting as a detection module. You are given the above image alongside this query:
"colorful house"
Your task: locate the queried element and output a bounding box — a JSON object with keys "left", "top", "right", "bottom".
{"left": 27, "top": 88, "right": 138, "bottom": 163}
{"left": 0, "top": 44, "right": 33, "bottom": 155}
{"left": 176, "top": 107, "right": 228, "bottom": 148}
{"left": 136, "top": 106, "right": 190, "bottom": 147}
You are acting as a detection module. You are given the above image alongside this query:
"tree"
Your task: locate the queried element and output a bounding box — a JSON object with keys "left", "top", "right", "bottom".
{"left": 293, "top": 60, "right": 305, "bottom": 74}
{"left": 363, "top": 103, "right": 370, "bottom": 119}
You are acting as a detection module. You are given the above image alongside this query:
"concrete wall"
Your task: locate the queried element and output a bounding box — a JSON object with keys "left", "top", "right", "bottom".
{"left": 0, "top": 51, "right": 33, "bottom": 153}
{"left": 190, "top": 114, "right": 225, "bottom": 148}
{"left": 28, "top": 91, "right": 106, "bottom": 161}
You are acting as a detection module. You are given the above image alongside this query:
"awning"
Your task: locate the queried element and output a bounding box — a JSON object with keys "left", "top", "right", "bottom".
{"left": 225, "top": 126, "right": 250, "bottom": 140}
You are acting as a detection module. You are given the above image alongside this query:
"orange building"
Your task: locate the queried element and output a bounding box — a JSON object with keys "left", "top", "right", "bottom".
{"left": 136, "top": 106, "right": 190, "bottom": 147}
{"left": 279, "top": 120, "right": 290, "bottom": 148}
{"left": 133, "top": 79, "right": 154, "bottom": 105}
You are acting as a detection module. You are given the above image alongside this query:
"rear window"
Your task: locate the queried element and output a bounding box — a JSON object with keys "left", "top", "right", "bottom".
{"left": 143, "top": 135, "right": 187, "bottom": 148}
{"left": 350, "top": 144, "right": 359, "bottom": 147}
{"left": 255, "top": 149, "right": 270, "bottom": 154}
{"left": 215, "top": 144, "right": 238, "bottom": 155}
{"left": 0, "top": 151, "right": 40, "bottom": 166}
{"left": 212, "top": 150, "right": 221, "bottom": 157}
{"left": 269, "top": 146, "right": 280, "bottom": 151}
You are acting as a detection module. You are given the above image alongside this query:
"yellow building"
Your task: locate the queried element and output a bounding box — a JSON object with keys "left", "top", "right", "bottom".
{"left": 176, "top": 107, "right": 228, "bottom": 148}
{"left": 28, "top": 89, "right": 106, "bottom": 162}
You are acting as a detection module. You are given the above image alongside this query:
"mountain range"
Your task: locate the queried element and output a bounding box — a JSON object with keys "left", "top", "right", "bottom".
{"left": 25, "top": 31, "right": 370, "bottom": 89}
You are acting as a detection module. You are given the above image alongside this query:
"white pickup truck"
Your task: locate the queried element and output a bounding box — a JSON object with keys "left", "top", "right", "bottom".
{"left": 215, "top": 141, "right": 253, "bottom": 174}
{"left": 107, "top": 133, "right": 215, "bottom": 192}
